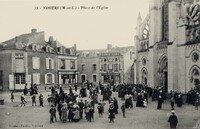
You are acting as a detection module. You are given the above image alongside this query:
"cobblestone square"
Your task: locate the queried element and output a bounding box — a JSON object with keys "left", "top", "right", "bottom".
{"left": 0, "top": 89, "right": 200, "bottom": 129}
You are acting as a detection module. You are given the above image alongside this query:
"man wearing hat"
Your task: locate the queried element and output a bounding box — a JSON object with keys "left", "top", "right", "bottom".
{"left": 168, "top": 111, "right": 178, "bottom": 129}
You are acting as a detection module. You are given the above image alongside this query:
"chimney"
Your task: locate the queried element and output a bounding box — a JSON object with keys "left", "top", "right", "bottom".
{"left": 49, "top": 36, "right": 54, "bottom": 42}
{"left": 31, "top": 29, "right": 37, "bottom": 34}
{"left": 74, "top": 44, "right": 77, "bottom": 51}
{"left": 107, "top": 44, "right": 112, "bottom": 50}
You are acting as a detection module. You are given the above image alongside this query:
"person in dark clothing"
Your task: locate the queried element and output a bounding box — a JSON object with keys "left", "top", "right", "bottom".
{"left": 49, "top": 105, "right": 57, "bottom": 124}
{"left": 170, "top": 97, "right": 175, "bottom": 110}
{"left": 68, "top": 108, "right": 74, "bottom": 122}
{"left": 90, "top": 100, "right": 95, "bottom": 111}
{"left": 108, "top": 104, "right": 115, "bottom": 123}
{"left": 21, "top": 94, "right": 27, "bottom": 106}
{"left": 121, "top": 103, "right": 126, "bottom": 118}
{"left": 88, "top": 106, "right": 94, "bottom": 122}
{"left": 78, "top": 99, "right": 84, "bottom": 119}
{"left": 177, "top": 94, "right": 183, "bottom": 107}
{"left": 39, "top": 94, "right": 43, "bottom": 107}
{"left": 168, "top": 111, "right": 178, "bottom": 129}
{"left": 157, "top": 95, "right": 163, "bottom": 110}
{"left": 113, "top": 97, "right": 118, "bottom": 114}
{"left": 11, "top": 91, "right": 14, "bottom": 102}
{"left": 75, "top": 84, "right": 78, "bottom": 92}
{"left": 97, "top": 103, "right": 103, "bottom": 118}
{"left": 57, "top": 102, "right": 63, "bottom": 120}
{"left": 31, "top": 94, "right": 36, "bottom": 106}
{"left": 24, "top": 84, "right": 28, "bottom": 95}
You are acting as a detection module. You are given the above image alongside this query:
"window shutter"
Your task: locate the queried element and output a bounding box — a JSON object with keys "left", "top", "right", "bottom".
{"left": 26, "top": 75, "right": 31, "bottom": 89}
{"left": 37, "top": 58, "right": 40, "bottom": 69}
{"left": 46, "top": 58, "right": 49, "bottom": 69}
{"left": 32, "top": 57, "right": 35, "bottom": 69}
{"left": 51, "top": 59, "right": 54, "bottom": 69}
{"left": 37, "top": 73, "right": 40, "bottom": 84}
{"left": 32, "top": 57, "right": 40, "bottom": 69}
{"left": 45, "top": 74, "right": 47, "bottom": 84}
{"left": 32, "top": 73, "right": 37, "bottom": 84}
{"left": 52, "top": 74, "right": 55, "bottom": 83}
{"left": 9, "top": 75, "right": 14, "bottom": 90}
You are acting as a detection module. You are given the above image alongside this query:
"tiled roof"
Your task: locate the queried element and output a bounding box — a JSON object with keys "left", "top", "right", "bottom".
{"left": 0, "top": 31, "right": 46, "bottom": 50}
{"left": 77, "top": 46, "right": 134, "bottom": 57}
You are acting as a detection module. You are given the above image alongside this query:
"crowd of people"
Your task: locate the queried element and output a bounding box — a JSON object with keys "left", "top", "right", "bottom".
{"left": 9, "top": 81, "right": 200, "bottom": 129}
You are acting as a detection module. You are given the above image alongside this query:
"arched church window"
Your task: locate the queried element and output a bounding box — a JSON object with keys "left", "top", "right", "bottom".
{"left": 194, "top": 69, "right": 199, "bottom": 76}
{"left": 142, "top": 21, "right": 149, "bottom": 40}
{"left": 192, "top": 52, "right": 199, "bottom": 62}
{"left": 187, "top": 4, "right": 200, "bottom": 26}
{"left": 142, "top": 58, "right": 146, "bottom": 65}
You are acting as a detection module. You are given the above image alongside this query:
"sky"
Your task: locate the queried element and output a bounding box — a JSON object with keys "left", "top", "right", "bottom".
{"left": 0, "top": 0, "right": 149, "bottom": 50}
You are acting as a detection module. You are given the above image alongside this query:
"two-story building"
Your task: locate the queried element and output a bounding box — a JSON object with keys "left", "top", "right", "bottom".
{"left": 0, "top": 29, "right": 77, "bottom": 90}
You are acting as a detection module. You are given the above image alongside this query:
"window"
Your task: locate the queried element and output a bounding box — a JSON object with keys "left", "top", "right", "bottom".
{"left": 82, "top": 64, "right": 85, "bottom": 71}
{"left": 70, "top": 60, "right": 75, "bottom": 69}
{"left": 46, "top": 58, "right": 54, "bottom": 69}
{"left": 104, "top": 58, "right": 107, "bottom": 62}
{"left": 47, "top": 74, "right": 52, "bottom": 84}
{"left": 108, "top": 64, "right": 113, "bottom": 70}
{"left": 93, "top": 75, "right": 97, "bottom": 82}
{"left": 114, "top": 64, "right": 118, "bottom": 72}
{"left": 93, "top": 64, "right": 97, "bottom": 71}
{"left": 103, "top": 64, "right": 107, "bottom": 72}
{"left": 100, "top": 65, "right": 103, "bottom": 71}
{"left": 192, "top": 52, "right": 199, "bottom": 62}
{"left": 32, "top": 73, "right": 40, "bottom": 84}
{"left": 115, "top": 58, "right": 118, "bottom": 62}
{"left": 142, "top": 58, "right": 147, "bottom": 65}
{"left": 49, "top": 59, "right": 52, "bottom": 69}
{"left": 15, "top": 74, "right": 25, "bottom": 84}
{"left": 57, "top": 47, "right": 61, "bottom": 52}
{"left": 60, "top": 59, "right": 65, "bottom": 69}
{"left": 81, "top": 75, "right": 86, "bottom": 83}
{"left": 32, "top": 57, "right": 40, "bottom": 69}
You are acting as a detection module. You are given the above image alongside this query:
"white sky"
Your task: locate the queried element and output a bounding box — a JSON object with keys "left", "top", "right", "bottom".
{"left": 0, "top": 0, "right": 149, "bottom": 50}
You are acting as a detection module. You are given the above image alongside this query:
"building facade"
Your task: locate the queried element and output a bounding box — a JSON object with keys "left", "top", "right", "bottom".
{"left": 135, "top": 0, "right": 200, "bottom": 93}
{"left": 0, "top": 29, "right": 77, "bottom": 90}
{"left": 77, "top": 44, "right": 135, "bottom": 85}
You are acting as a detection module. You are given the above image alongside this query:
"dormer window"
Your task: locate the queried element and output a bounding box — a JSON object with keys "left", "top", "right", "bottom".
{"left": 46, "top": 46, "right": 51, "bottom": 52}
{"left": 32, "top": 44, "right": 37, "bottom": 51}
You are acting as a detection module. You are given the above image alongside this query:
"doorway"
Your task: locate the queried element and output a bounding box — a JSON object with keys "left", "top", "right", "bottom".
{"left": 163, "top": 70, "right": 168, "bottom": 92}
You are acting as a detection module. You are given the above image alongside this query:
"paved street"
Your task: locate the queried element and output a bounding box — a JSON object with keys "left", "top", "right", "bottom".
{"left": 0, "top": 89, "right": 200, "bottom": 129}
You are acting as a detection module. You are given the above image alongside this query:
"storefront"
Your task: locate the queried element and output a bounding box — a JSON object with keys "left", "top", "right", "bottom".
{"left": 58, "top": 71, "right": 78, "bottom": 85}
{"left": 101, "top": 72, "right": 120, "bottom": 85}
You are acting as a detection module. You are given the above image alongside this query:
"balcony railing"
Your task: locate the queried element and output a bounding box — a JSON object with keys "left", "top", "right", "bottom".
{"left": 157, "top": 41, "right": 168, "bottom": 49}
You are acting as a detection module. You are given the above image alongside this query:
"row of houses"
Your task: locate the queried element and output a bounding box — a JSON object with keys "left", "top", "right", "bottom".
{"left": 0, "top": 29, "right": 135, "bottom": 90}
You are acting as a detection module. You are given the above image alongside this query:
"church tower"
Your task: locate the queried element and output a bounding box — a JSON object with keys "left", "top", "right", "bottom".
{"left": 148, "top": 0, "right": 163, "bottom": 87}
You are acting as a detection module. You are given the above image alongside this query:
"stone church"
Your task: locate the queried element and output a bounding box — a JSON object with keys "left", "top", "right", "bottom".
{"left": 134, "top": 0, "right": 200, "bottom": 93}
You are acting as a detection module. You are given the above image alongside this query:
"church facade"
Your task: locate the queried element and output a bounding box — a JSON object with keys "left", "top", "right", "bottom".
{"left": 135, "top": 0, "right": 200, "bottom": 93}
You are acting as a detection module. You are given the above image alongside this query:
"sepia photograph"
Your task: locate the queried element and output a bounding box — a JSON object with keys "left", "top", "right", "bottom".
{"left": 0, "top": 0, "right": 200, "bottom": 129}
